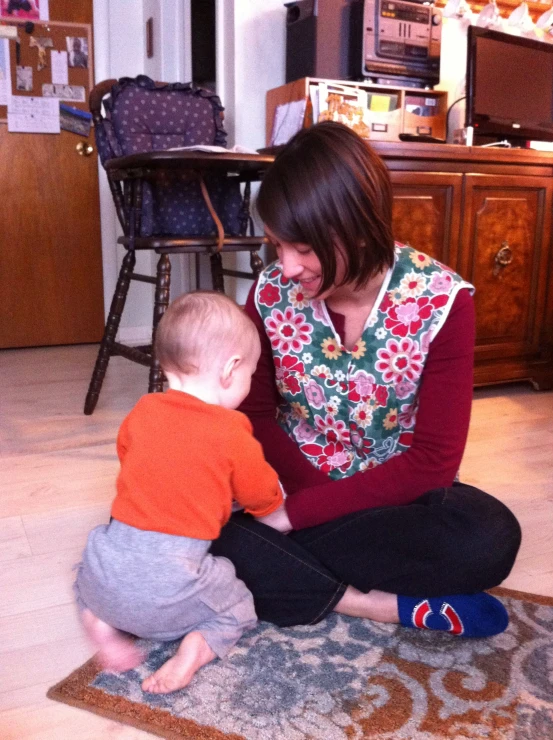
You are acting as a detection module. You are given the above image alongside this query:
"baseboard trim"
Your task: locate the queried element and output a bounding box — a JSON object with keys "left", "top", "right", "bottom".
{"left": 117, "top": 326, "right": 152, "bottom": 347}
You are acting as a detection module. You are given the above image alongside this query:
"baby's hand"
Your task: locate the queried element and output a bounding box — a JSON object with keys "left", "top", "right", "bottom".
{"left": 256, "top": 504, "right": 292, "bottom": 534}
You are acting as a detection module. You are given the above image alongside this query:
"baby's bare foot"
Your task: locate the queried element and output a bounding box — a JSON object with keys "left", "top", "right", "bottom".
{"left": 142, "top": 631, "right": 216, "bottom": 694}
{"left": 81, "top": 609, "right": 144, "bottom": 672}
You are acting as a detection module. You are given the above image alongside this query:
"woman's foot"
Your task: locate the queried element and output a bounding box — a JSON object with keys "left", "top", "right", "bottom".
{"left": 141, "top": 631, "right": 217, "bottom": 694}
{"left": 397, "top": 592, "right": 509, "bottom": 638}
{"left": 81, "top": 609, "right": 145, "bottom": 672}
{"left": 335, "top": 587, "right": 509, "bottom": 637}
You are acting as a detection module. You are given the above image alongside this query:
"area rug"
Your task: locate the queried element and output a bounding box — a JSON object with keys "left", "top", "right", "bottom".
{"left": 47, "top": 587, "right": 553, "bottom": 739}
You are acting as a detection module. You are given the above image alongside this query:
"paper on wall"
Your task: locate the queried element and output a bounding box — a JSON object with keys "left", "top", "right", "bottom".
{"left": 51, "top": 50, "right": 68, "bottom": 84}
{"left": 0, "top": 0, "right": 48, "bottom": 21}
{"left": 0, "top": 38, "right": 11, "bottom": 106}
{"left": 7, "top": 96, "right": 60, "bottom": 133}
{"left": 42, "top": 83, "right": 85, "bottom": 102}
{"left": 39, "top": 0, "right": 49, "bottom": 21}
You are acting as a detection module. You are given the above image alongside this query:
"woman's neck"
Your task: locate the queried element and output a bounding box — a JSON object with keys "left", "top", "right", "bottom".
{"left": 325, "top": 268, "right": 388, "bottom": 351}
{"left": 325, "top": 268, "right": 388, "bottom": 314}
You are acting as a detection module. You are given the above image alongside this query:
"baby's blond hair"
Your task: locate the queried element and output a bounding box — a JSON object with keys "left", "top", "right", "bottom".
{"left": 154, "top": 291, "right": 259, "bottom": 376}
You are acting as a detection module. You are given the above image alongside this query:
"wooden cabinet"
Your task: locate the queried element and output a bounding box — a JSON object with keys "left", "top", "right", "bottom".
{"left": 374, "top": 143, "right": 553, "bottom": 389}
{"left": 461, "top": 175, "right": 552, "bottom": 386}
{"left": 389, "top": 172, "right": 462, "bottom": 265}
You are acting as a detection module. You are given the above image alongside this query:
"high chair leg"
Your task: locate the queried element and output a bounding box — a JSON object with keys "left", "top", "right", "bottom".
{"left": 84, "top": 250, "right": 136, "bottom": 415}
{"left": 148, "top": 254, "right": 171, "bottom": 394}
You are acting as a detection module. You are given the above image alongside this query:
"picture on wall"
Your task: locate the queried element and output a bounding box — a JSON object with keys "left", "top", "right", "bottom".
{"left": 0, "top": 0, "right": 48, "bottom": 21}
{"left": 66, "top": 37, "right": 88, "bottom": 69}
{"left": 15, "top": 65, "right": 32, "bottom": 91}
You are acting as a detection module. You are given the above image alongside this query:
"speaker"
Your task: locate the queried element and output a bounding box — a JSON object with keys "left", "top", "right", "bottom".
{"left": 285, "top": 0, "right": 353, "bottom": 83}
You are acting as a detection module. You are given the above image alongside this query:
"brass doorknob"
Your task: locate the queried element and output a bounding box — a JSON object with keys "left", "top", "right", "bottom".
{"left": 76, "top": 141, "right": 94, "bottom": 157}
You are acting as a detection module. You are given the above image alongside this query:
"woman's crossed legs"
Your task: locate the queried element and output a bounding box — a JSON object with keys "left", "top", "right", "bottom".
{"left": 210, "top": 484, "right": 521, "bottom": 636}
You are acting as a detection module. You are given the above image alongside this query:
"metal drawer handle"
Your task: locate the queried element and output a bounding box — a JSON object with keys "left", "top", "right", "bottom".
{"left": 493, "top": 242, "right": 513, "bottom": 276}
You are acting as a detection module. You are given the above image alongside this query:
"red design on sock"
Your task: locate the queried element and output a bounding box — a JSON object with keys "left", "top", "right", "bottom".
{"left": 412, "top": 599, "right": 432, "bottom": 628}
{"left": 441, "top": 603, "right": 464, "bottom": 635}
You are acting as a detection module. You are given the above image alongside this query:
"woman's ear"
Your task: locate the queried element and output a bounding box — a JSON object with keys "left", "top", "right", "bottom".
{"left": 220, "top": 355, "right": 241, "bottom": 389}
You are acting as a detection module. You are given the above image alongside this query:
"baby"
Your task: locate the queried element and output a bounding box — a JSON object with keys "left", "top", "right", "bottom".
{"left": 74, "top": 291, "right": 285, "bottom": 694}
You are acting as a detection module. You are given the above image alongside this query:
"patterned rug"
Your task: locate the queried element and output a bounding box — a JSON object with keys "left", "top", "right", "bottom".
{"left": 47, "top": 587, "right": 553, "bottom": 739}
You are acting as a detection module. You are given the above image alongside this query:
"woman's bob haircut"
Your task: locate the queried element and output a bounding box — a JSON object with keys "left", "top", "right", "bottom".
{"left": 257, "top": 121, "right": 396, "bottom": 295}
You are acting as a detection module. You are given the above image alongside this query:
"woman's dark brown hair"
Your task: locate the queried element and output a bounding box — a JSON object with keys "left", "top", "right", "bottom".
{"left": 257, "top": 121, "right": 395, "bottom": 295}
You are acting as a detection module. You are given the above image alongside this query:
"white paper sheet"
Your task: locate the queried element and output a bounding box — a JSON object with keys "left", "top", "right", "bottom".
{"left": 0, "top": 38, "right": 11, "bottom": 107}
{"left": 39, "top": 0, "right": 50, "bottom": 21}
{"left": 166, "top": 144, "right": 258, "bottom": 154}
{"left": 51, "top": 50, "right": 68, "bottom": 85}
{"left": 270, "top": 99, "right": 307, "bottom": 147}
{"left": 42, "top": 83, "right": 85, "bottom": 102}
{"left": 7, "top": 96, "right": 60, "bottom": 133}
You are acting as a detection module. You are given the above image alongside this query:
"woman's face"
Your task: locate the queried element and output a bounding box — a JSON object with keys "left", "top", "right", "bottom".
{"left": 265, "top": 226, "right": 347, "bottom": 301}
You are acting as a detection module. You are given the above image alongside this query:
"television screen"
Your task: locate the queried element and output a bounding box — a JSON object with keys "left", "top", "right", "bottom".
{"left": 466, "top": 27, "right": 553, "bottom": 142}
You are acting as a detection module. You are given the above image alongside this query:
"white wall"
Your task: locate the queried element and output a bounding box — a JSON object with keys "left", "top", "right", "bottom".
{"left": 216, "top": 0, "right": 286, "bottom": 150}
{"left": 216, "top": 0, "right": 286, "bottom": 302}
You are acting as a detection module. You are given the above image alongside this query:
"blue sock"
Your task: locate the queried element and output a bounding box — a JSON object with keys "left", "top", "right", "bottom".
{"left": 397, "top": 592, "right": 508, "bottom": 638}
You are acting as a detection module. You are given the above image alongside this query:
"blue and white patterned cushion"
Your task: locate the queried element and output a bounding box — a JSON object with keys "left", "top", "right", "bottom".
{"left": 95, "top": 75, "right": 242, "bottom": 237}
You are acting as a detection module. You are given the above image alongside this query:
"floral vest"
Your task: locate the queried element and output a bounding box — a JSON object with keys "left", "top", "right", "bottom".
{"left": 254, "top": 245, "right": 474, "bottom": 479}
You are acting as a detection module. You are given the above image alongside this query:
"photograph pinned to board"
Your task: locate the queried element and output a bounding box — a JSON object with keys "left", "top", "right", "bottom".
{"left": 0, "top": 37, "right": 11, "bottom": 106}
{"left": 29, "top": 35, "right": 53, "bottom": 71}
{"left": 7, "top": 94, "right": 59, "bottom": 133}
{"left": 0, "top": 0, "right": 48, "bottom": 21}
{"left": 59, "top": 103, "right": 91, "bottom": 136}
{"left": 42, "top": 83, "right": 85, "bottom": 102}
{"left": 15, "top": 64, "right": 32, "bottom": 91}
{"left": 66, "top": 36, "right": 88, "bottom": 69}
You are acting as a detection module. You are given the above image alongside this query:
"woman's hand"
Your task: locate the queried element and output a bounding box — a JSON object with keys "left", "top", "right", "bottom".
{"left": 256, "top": 504, "right": 293, "bottom": 534}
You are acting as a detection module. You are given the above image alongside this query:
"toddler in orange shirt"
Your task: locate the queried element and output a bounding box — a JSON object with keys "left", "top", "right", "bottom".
{"left": 74, "top": 291, "right": 286, "bottom": 694}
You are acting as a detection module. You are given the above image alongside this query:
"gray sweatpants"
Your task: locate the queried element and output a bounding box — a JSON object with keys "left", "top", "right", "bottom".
{"left": 74, "top": 519, "right": 257, "bottom": 658}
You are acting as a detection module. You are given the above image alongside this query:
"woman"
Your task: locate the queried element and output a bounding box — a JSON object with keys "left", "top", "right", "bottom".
{"left": 211, "top": 122, "right": 521, "bottom": 638}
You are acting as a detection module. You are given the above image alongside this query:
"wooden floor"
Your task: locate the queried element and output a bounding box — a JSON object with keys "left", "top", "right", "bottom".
{"left": 1, "top": 345, "right": 552, "bottom": 738}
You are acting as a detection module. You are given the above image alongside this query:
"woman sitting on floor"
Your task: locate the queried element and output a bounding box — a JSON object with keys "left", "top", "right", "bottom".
{"left": 211, "top": 121, "right": 521, "bottom": 638}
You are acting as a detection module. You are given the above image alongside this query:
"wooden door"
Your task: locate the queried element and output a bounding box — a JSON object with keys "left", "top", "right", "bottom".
{"left": 389, "top": 171, "right": 463, "bottom": 267}
{"left": 0, "top": 0, "right": 104, "bottom": 348}
{"left": 459, "top": 174, "right": 553, "bottom": 377}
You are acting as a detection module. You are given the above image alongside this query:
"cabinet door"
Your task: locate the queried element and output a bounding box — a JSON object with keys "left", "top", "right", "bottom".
{"left": 389, "top": 172, "right": 463, "bottom": 266}
{"left": 459, "top": 175, "right": 552, "bottom": 370}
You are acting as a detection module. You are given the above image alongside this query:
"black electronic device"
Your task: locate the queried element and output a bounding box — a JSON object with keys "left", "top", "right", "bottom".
{"left": 399, "top": 133, "right": 445, "bottom": 143}
{"left": 356, "top": 0, "right": 442, "bottom": 86}
{"left": 285, "top": 0, "right": 352, "bottom": 83}
{"left": 466, "top": 27, "right": 553, "bottom": 143}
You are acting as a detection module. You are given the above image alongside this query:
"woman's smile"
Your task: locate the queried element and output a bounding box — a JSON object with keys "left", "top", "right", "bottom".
{"left": 299, "top": 275, "right": 320, "bottom": 291}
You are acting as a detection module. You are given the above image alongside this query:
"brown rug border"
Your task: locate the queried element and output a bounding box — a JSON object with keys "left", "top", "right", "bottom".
{"left": 46, "top": 658, "right": 245, "bottom": 740}
{"left": 47, "top": 586, "right": 553, "bottom": 739}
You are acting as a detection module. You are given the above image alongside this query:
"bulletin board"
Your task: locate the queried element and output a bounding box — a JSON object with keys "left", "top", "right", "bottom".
{"left": 0, "top": 19, "right": 93, "bottom": 121}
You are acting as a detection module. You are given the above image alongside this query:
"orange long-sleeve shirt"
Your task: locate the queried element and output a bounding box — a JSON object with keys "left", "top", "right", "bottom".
{"left": 111, "top": 390, "right": 283, "bottom": 540}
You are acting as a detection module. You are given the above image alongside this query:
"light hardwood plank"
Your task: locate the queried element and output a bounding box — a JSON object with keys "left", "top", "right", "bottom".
{"left": 0, "top": 548, "right": 82, "bottom": 619}
{"left": 22, "top": 504, "right": 111, "bottom": 556}
{"left": 0, "top": 517, "right": 32, "bottom": 562}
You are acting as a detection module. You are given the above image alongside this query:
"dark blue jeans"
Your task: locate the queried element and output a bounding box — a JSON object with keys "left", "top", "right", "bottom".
{"left": 210, "top": 483, "right": 521, "bottom": 627}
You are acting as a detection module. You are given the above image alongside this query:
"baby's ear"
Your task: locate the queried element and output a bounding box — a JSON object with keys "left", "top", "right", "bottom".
{"left": 220, "top": 354, "right": 241, "bottom": 389}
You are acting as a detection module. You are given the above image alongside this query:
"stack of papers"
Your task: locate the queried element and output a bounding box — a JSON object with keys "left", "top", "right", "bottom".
{"left": 166, "top": 144, "right": 259, "bottom": 154}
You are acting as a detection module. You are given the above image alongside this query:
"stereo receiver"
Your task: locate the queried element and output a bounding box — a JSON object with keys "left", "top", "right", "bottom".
{"left": 360, "top": 0, "right": 442, "bottom": 86}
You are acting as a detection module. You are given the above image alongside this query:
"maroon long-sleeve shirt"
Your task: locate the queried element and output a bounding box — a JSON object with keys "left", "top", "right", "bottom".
{"left": 240, "top": 284, "right": 475, "bottom": 530}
